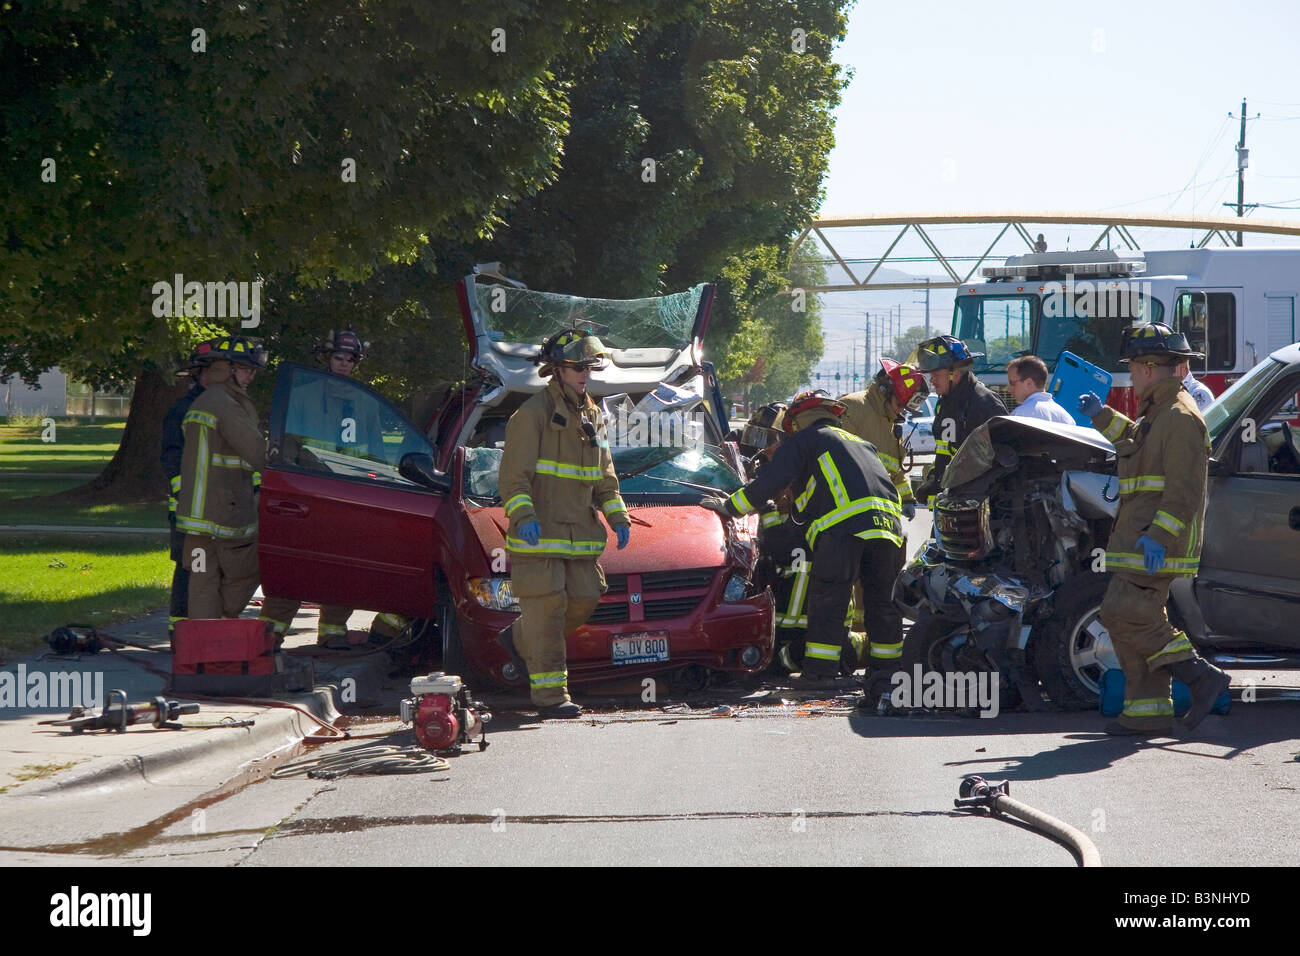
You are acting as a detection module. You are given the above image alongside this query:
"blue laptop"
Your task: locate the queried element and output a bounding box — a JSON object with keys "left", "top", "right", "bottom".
{"left": 1048, "top": 351, "right": 1113, "bottom": 428}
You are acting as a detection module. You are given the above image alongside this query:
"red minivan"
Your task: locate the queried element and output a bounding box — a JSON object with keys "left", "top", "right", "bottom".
{"left": 258, "top": 270, "right": 774, "bottom": 688}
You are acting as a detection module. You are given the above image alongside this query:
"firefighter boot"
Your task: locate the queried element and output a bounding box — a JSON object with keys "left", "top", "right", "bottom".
{"left": 497, "top": 622, "right": 530, "bottom": 685}
{"left": 1165, "top": 657, "right": 1230, "bottom": 730}
{"left": 538, "top": 700, "right": 583, "bottom": 719}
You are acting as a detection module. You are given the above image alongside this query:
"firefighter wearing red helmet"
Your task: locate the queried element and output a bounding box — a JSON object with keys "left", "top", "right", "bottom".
{"left": 176, "top": 335, "right": 268, "bottom": 619}
{"left": 1078, "top": 323, "right": 1228, "bottom": 735}
{"left": 700, "top": 390, "right": 904, "bottom": 690}
{"left": 495, "top": 329, "right": 631, "bottom": 719}
{"left": 837, "top": 360, "right": 928, "bottom": 663}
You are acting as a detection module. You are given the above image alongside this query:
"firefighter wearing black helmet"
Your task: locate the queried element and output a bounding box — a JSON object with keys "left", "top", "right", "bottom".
{"left": 495, "top": 329, "right": 631, "bottom": 719}
{"left": 700, "top": 390, "right": 903, "bottom": 691}
{"left": 1077, "top": 323, "right": 1228, "bottom": 736}
{"left": 160, "top": 338, "right": 223, "bottom": 638}
{"left": 176, "top": 335, "right": 268, "bottom": 619}
{"left": 910, "top": 334, "right": 1007, "bottom": 507}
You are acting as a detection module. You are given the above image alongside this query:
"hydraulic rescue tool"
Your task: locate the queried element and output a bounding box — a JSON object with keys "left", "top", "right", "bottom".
{"left": 399, "top": 673, "right": 491, "bottom": 753}
{"left": 39, "top": 689, "right": 201, "bottom": 733}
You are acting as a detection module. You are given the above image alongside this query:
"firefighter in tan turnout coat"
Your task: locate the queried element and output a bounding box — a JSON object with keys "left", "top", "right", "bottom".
{"left": 175, "top": 335, "right": 268, "bottom": 620}
{"left": 496, "top": 330, "right": 632, "bottom": 719}
{"left": 1078, "top": 323, "right": 1230, "bottom": 735}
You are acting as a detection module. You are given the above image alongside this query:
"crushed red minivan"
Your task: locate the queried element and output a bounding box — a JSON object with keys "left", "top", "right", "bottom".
{"left": 258, "top": 269, "right": 774, "bottom": 689}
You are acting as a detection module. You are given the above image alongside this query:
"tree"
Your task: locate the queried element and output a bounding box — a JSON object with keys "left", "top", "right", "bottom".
{"left": 890, "top": 325, "right": 932, "bottom": 363}
{"left": 1, "top": 0, "right": 676, "bottom": 499}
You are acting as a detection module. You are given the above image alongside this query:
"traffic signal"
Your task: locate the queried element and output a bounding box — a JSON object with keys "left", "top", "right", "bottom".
{"left": 835, "top": 372, "right": 841, "bottom": 381}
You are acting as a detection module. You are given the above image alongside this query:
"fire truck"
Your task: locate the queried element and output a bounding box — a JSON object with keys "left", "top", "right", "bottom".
{"left": 951, "top": 246, "right": 1300, "bottom": 417}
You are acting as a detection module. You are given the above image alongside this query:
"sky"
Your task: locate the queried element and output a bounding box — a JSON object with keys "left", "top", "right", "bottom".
{"left": 810, "top": 0, "right": 1300, "bottom": 378}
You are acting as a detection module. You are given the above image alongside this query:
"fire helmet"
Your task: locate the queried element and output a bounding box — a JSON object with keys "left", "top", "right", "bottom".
{"left": 783, "top": 389, "right": 847, "bottom": 434}
{"left": 909, "top": 334, "right": 981, "bottom": 372}
{"left": 186, "top": 337, "right": 224, "bottom": 371}
{"left": 875, "top": 358, "right": 930, "bottom": 413}
{"left": 210, "top": 334, "right": 268, "bottom": 368}
{"left": 1119, "top": 323, "right": 1204, "bottom": 364}
{"left": 315, "top": 328, "right": 366, "bottom": 362}
{"left": 537, "top": 329, "right": 611, "bottom": 377}
{"left": 740, "top": 402, "right": 787, "bottom": 453}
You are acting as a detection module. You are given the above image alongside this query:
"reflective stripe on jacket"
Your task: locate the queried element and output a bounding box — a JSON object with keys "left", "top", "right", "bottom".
{"left": 176, "top": 373, "right": 266, "bottom": 542}
{"left": 726, "top": 417, "right": 902, "bottom": 551}
{"left": 838, "top": 387, "right": 914, "bottom": 503}
{"left": 1092, "top": 377, "right": 1209, "bottom": 577}
{"left": 498, "top": 377, "right": 629, "bottom": 558}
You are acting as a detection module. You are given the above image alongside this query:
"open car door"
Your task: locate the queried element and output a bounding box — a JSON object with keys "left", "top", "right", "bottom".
{"left": 259, "top": 363, "right": 451, "bottom": 618}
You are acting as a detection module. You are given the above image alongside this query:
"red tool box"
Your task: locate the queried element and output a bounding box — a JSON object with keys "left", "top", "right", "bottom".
{"left": 171, "top": 619, "right": 310, "bottom": 695}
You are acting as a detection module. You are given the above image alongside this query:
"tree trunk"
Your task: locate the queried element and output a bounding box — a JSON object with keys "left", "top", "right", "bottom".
{"left": 57, "top": 363, "right": 187, "bottom": 503}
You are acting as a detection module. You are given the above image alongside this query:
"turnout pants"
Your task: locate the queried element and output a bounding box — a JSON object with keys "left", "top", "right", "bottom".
{"left": 509, "top": 555, "right": 605, "bottom": 706}
{"left": 1099, "top": 574, "right": 1198, "bottom": 731}
{"left": 168, "top": 516, "right": 189, "bottom": 634}
{"left": 259, "top": 597, "right": 354, "bottom": 643}
{"left": 183, "top": 535, "right": 260, "bottom": 620}
{"left": 803, "top": 535, "right": 904, "bottom": 677}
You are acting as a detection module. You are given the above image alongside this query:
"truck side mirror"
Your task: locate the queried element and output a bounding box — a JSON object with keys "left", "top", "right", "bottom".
{"left": 399, "top": 452, "right": 453, "bottom": 494}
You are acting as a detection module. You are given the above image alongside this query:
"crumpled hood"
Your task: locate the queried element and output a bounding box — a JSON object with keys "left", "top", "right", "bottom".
{"left": 465, "top": 506, "right": 728, "bottom": 573}
{"left": 944, "top": 414, "right": 1115, "bottom": 489}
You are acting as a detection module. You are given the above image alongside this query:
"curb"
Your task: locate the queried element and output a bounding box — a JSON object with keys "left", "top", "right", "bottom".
{"left": 13, "top": 685, "right": 341, "bottom": 798}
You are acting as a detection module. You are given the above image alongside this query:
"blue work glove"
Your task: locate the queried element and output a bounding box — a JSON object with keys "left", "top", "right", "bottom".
{"left": 1077, "top": 392, "right": 1103, "bottom": 420}
{"left": 902, "top": 501, "right": 917, "bottom": 520}
{"left": 518, "top": 521, "right": 541, "bottom": 546}
{"left": 1135, "top": 533, "right": 1165, "bottom": 574}
{"left": 616, "top": 524, "right": 630, "bottom": 550}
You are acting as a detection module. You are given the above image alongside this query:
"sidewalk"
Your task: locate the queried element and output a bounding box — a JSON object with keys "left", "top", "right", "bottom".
{"left": 0, "top": 603, "right": 399, "bottom": 798}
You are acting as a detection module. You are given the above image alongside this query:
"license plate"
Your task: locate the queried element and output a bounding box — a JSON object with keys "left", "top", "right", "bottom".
{"left": 611, "top": 631, "right": 670, "bottom": 666}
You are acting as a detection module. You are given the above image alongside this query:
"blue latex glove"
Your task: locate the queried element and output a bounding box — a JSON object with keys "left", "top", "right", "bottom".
{"left": 902, "top": 501, "right": 917, "bottom": 520}
{"left": 616, "top": 524, "right": 630, "bottom": 550}
{"left": 1077, "top": 392, "right": 1103, "bottom": 419}
{"left": 1136, "top": 533, "right": 1165, "bottom": 574}
{"left": 518, "top": 521, "right": 541, "bottom": 546}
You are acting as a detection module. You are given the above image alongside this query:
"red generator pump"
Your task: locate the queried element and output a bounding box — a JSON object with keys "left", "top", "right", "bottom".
{"left": 400, "top": 673, "right": 491, "bottom": 753}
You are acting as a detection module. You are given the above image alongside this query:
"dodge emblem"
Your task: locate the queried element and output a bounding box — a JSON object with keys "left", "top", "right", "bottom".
{"left": 630, "top": 592, "right": 642, "bottom": 605}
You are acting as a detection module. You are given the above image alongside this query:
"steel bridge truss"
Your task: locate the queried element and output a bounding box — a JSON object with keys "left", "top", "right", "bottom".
{"left": 792, "top": 212, "right": 1300, "bottom": 292}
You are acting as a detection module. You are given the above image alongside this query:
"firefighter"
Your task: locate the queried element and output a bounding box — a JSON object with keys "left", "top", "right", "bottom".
{"left": 837, "top": 361, "right": 928, "bottom": 642}
{"left": 700, "top": 390, "right": 903, "bottom": 691}
{"left": 176, "top": 335, "right": 268, "bottom": 620}
{"left": 160, "top": 338, "right": 223, "bottom": 639}
{"left": 496, "top": 329, "right": 632, "bottom": 718}
{"left": 737, "top": 403, "right": 809, "bottom": 670}
{"left": 910, "top": 335, "right": 1007, "bottom": 507}
{"left": 1078, "top": 323, "right": 1229, "bottom": 735}
{"left": 259, "top": 328, "right": 387, "bottom": 648}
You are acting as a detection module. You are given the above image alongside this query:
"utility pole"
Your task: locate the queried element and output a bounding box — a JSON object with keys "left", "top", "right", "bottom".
{"left": 924, "top": 278, "right": 931, "bottom": 337}
{"left": 865, "top": 313, "right": 871, "bottom": 375}
{"left": 1231, "top": 98, "right": 1256, "bottom": 247}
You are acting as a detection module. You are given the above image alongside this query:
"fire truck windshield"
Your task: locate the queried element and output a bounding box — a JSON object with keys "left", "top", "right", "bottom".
{"left": 954, "top": 288, "right": 1164, "bottom": 374}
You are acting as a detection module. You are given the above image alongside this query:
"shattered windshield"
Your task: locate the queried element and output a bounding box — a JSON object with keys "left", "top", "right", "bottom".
{"left": 462, "top": 445, "right": 739, "bottom": 501}
{"left": 472, "top": 283, "right": 704, "bottom": 350}
{"left": 1204, "top": 356, "right": 1289, "bottom": 449}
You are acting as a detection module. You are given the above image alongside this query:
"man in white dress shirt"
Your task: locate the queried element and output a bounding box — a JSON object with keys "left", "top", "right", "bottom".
{"left": 1006, "top": 356, "right": 1075, "bottom": 424}
{"left": 1175, "top": 360, "right": 1214, "bottom": 411}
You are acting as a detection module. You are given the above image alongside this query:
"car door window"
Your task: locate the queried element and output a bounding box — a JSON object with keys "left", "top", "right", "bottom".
{"left": 279, "top": 366, "right": 431, "bottom": 488}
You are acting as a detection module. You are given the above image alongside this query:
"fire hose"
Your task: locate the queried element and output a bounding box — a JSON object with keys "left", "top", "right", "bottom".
{"left": 955, "top": 775, "right": 1102, "bottom": 868}
{"left": 270, "top": 745, "right": 449, "bottom": 779}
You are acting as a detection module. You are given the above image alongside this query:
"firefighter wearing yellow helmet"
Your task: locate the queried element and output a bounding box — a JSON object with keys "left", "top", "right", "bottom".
{"left": 496, "top": 329, "right": 632, "bottom": 718}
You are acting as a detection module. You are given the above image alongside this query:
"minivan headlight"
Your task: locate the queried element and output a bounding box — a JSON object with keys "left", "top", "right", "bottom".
{"left": 468, "top": 577, "right": 520, "bottom": 611}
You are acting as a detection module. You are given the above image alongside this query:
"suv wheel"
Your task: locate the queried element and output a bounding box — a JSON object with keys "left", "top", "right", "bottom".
{"left": 435, "top": 577, "right": 468, "bottom": 676}
{"left": 1033, "top": 572, "right": 1119, "bottom": 710}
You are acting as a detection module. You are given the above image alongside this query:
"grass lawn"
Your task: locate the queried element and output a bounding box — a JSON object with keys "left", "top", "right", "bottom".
{"left": 0, "top": 420, "right": 167, "bottom": 527}
{"left": 0, "top": 421, "right": 126, "bottom": 473}
{"left": 0, "top": 534, "right": 173, "bottom": 655}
